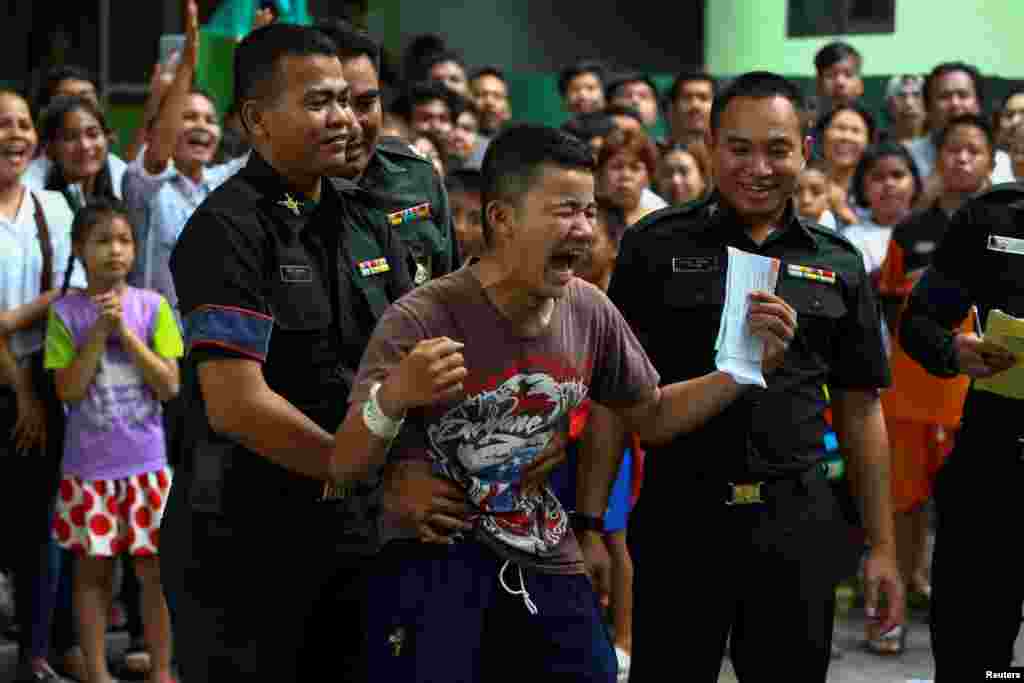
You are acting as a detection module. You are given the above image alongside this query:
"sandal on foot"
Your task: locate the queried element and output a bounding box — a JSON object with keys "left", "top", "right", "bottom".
{"left": 866, "top": 625, "right": 906, "bottom": 656}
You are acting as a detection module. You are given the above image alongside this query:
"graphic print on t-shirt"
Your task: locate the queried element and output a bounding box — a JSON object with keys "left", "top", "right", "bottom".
{"left": 82, "top": 354, "right": 160, "bottom": 431}
{"left": 427, "top": 356, "right": 589, "bottom": 556}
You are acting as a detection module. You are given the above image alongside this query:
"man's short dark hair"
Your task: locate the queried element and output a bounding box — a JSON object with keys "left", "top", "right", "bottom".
{"left": 37, "top": 64, "right": 100, "bottom": 111}
{"left": 234, "top": 23, "right": 339, "bottom": 107}
{"left": 480, "top": 124, "right": 595, "bottom": 245}
{"left": 557, "top": 60, "right": 606, "bottom": 97}
{"left": 423, "top": 49, "right": 466, "bottom": 76}
{"left": 561, "top": 111, "right": 615, "bottom": 144}
{"left": 314, "top": 18, "right": 380, "bottom": 71}
{"left": 814, "top": 41, "right": 862, "bottom": 74}
{"left": 710, "top": 71, "right": 805, "bottom": 133}
{"left": 605, "top": 72, "right": 659, "bottom": 102}
{"left": 393, "top": 80, "right": 459, "bottom": 120}
{"left": 935, "top": 113, "right": 995, "bottom": 154}
{"left": 923, "top": 61, "right": 985, "bottom": 109}
{"left": 668, "top": 71, "right": 716, "bottom": 105}
{"left": 604, "top": 104, "right": 643, "bottom": 125}
{"left": 470, "top": 65, "right": 507, "bottom": 85}
{"left": 446, "top": 168, "right": 483, "bottom": 196}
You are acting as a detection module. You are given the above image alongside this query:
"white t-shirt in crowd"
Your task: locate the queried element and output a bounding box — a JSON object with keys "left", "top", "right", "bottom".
{"left": 0, "top": 185, "right": 87, "bottom": 360}
{"left": 843, "top": 218, "right": 894, "bottom": 275}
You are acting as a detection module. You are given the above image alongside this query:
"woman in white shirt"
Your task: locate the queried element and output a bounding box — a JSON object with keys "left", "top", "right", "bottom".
{"left": 843, "top": 142, "right": 923, "bottom": 276}
{"left": 0, "top": 89, "right": 85, "bottom": 683}
{"left": 34, "top": 95, "right": 126, "bottom": 209}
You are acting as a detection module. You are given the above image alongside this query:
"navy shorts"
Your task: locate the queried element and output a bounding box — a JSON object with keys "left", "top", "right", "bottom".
{"left": 364, "top": 539, "right": 617, "bottom": 682}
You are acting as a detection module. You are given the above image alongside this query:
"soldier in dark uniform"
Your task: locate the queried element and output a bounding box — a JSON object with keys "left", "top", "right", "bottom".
{"left": 159, "top": 24, "right": 457, "bottom": 682}
{"left": 316, "top": 19, "right": 458, "bottom": 284}
{"left": 607, "top": 72, "right": 903, "bottom": 681}
{"left": 900, "top": 183, "right": 1022, "bottom": 681}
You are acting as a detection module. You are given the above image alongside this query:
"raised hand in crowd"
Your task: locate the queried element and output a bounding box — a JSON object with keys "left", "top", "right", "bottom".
{"left": 144, "top": 0, "right": 200, "bottom": 175}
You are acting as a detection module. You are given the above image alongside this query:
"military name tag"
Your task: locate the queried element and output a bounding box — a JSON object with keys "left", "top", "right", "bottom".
{"left": 358, "top": 257, "right": 390, "bottom": 276}
{"left": 388, "top": 202, "right": 432, "bottom": 226}
{"left": 280, "top": 265, "right": 313, "bottom": 282}
{"left": 672, "top": 256, "right": 719, "bottom": 273}
{"left": 987, "top": 234, "right": 1024, "bottom": 255}
{"left": 787, "top": 263, "right": 836, "bottom": 285}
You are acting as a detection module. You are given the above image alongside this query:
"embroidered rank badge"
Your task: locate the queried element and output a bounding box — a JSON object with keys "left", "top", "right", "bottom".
{"left": 358, "top": 257, "right": 390, "bottom": 276}
{"left": 387, "top": 202, "right": 432, "bottom": 226}
{"left": 786, "top": 264, "right": 836, "bottom": 284}
{"left": 278, "top": 193, "right": 303, "bottom": 216}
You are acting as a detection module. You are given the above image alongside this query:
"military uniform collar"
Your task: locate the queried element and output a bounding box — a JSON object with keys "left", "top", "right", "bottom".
{"left": 698, "top": 191, "right": 819, "bottom": 252}
{"left": 361, "top": 144, "right": 409, "bottom": 184}
{"left": 240, "top": 152, "right": 320, "bottom": 216}
{"left": 241, "top": 151, "right": 369, "bottom": 223}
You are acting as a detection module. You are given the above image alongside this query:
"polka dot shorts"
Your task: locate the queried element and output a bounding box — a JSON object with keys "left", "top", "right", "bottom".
{"left": 53, "top": 467, "right": 172, "bottom": 557}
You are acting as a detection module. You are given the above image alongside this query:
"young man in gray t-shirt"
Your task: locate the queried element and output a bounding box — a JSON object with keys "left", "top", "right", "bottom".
{"left": 331, "top": 124, "right": 797, "bottom": 681}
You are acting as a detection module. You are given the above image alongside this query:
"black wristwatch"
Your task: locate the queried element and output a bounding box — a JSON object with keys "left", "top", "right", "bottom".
{"left": 570, "top": 512, "right": 605, "bottom": 534}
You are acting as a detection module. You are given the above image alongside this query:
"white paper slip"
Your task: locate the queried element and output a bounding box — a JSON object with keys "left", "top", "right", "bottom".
{"left": 714, "top": 246, "right": 781, "bottom": 387}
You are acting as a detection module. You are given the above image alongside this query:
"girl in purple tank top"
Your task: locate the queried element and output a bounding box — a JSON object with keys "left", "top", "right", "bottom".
{"left": 44, "top": 200, "right": 183, "bottom": 683}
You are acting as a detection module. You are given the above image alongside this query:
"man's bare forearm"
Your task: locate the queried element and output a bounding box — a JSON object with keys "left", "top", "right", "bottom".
{"left": 833, "top": 390, "right": 896, "bottom": 551}
{"left": 577, "top": 402, "right": 627, "bottom": 519}
{"left": 623, "top": 371, "right": 746, "bottom": 446}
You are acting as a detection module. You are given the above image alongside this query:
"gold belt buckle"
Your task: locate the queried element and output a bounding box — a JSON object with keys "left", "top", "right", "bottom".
{"left": 726, "top": 482, "right": 764, "bottom": 506}
{"left": 320, "top": 481, "right": 352, "bottom": 502}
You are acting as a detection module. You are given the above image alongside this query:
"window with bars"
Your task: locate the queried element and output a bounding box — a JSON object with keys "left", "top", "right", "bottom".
{"left": 787, "top": 0, "right": 896, "bottom": 37}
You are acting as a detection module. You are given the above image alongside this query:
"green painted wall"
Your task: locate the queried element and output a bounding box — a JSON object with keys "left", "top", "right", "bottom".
{"left": 707, "top": 0, "right": 1024, "bottom": 78}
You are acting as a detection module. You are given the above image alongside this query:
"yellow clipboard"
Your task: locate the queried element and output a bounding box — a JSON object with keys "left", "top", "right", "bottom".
{"left": 974, "top": 309, "right": 1024, "bottom": 399}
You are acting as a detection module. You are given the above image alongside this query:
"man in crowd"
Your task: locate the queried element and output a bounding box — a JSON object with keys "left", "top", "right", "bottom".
{"left": 910, "top": 61, "right": 1016, "bottom": 193}
{"left": 319, "top": 19, "right": 457, "bottom": 282}
{"left": 815, "top": 41, "right": 864, "bottom": 111}
{"left": 884, "top": 74, "right": 927, "bottom": 147}
{"left": 666, "top": 71, "right": 715, "bottom": 147}
{"left": 470, "top": 65, "right": 512, "bottom": 137}
{"left": 606, "top": 72, "right": 660, "bottom": 128}
{"left": 559, "top": 60, "right": 607, "bottom": 115}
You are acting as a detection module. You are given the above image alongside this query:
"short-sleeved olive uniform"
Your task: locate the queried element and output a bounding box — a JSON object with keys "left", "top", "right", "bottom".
{"left": 608, "top": 194, "right": 890, "bottom": 681}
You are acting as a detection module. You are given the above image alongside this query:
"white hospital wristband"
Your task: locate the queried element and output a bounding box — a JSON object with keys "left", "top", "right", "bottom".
{"left": 362, "top": 381, "right": 405, "bottom": 440}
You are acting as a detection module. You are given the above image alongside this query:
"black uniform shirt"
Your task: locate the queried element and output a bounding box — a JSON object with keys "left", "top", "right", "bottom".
{"left": 169, "top": 152, "right": 412, "bottom": 529}
{"left": 608, "top": 193, "right": 891, "bottom": 482}
{"left": 901, "top": 183, "right": 1024, "bottom": 440}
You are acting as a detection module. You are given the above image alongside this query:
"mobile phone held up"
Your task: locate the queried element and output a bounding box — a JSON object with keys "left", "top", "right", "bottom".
{"left": 159, "top": 34, "right": 186, "bottom": 68}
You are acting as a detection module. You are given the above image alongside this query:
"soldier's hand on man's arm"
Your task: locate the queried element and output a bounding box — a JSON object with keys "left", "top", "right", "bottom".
{"left": 382, "top": 459, "right": 473, "bottom": 544}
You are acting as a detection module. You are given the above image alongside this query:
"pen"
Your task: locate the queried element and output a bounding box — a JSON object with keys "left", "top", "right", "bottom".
{"left": 972, "top": 305, "right": 983, "bottom": 339}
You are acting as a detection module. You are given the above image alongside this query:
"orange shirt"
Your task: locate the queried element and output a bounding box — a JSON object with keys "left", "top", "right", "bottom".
{"left": 877, "top": 217, "right": 970, "bottom": 426}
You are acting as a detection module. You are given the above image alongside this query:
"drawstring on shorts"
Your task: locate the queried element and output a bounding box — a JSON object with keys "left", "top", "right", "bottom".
{"left": 499, "top": 559, "right": 538, "bottom": 615}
